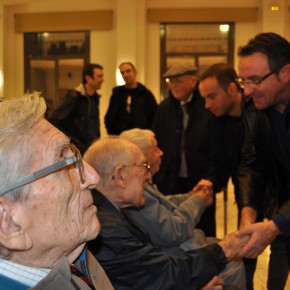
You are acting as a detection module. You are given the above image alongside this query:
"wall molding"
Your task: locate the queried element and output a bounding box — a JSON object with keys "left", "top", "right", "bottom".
{"left": 15, "top": 10, "right": 113, "bottom": 32}
{"left": 148, "top": 8, "right": 258, "bottom": 23}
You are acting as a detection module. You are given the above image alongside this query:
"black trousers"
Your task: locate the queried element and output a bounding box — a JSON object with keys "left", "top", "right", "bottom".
{"left": 267, "top": 235, "right": 290, "bottom": 290}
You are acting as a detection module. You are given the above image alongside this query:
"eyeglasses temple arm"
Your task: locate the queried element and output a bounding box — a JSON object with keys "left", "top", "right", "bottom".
{"left": 0, "top": 155, "right": 76, "bottom": 196}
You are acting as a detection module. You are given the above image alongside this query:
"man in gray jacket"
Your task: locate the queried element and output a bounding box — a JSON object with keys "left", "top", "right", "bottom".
{"left": 120, "top": 128, "right": 214, "bottom": 252}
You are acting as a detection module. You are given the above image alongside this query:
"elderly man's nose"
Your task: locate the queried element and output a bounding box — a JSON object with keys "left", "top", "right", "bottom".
{"left": 82, "top": 161, "right": 100, "bottom": 188}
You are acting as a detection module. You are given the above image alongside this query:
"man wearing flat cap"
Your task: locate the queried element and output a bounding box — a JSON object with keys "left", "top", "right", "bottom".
{"left": 152, "top": 63, "right": 217, "bottom": 236}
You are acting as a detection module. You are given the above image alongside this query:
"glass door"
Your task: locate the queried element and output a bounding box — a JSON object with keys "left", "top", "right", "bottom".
{"left": 24, "top": 32, "right": 89, "bottom": 116}
{"left": 160, "top": 23, "right": 234, "bottom": 99}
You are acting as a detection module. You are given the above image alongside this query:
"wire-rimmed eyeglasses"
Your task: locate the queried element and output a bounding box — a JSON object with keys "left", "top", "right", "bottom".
{"left": 0, "top": 144, "right": 85, "bottom": 197}
{"left": 122, "top": 162, "right": 151, "bottom": 174}
{"left": 236, "top": 68, "right": 280, "bottom": 89}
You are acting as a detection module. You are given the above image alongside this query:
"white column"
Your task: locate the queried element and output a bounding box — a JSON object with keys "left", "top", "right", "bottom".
{"left": 115, "top": 0, "right": 146, "bottom": 83}
{"left": 0, "top": 4, "right": 4, "bottom": 98}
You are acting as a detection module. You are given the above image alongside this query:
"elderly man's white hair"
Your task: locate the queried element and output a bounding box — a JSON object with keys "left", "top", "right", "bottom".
{"left": 0, "top": 92, "right": 46, "bottom": 201}
{"left": 0, "top": 92, "right": 46, "bottom": 259}
{"left": 84, "top": 137, "right": 144, "bottom": 189}
{"left": 119, "top": 128, "right": 155, "bottom": 157}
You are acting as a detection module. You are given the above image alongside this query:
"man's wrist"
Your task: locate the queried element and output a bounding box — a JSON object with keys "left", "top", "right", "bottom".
{"left": 240, "top": 206, "right": 257, "bottom": 228}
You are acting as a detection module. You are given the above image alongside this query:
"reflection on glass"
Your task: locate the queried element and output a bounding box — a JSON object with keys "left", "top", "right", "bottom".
{"left": 30, "top": 60, "right": 56, "bottom": 113}
{"left": 166, "top": 24, "right": 229, "bottom": 54}
{"left": 160, "top": 23, "right": 233, "bottom": 99}
{"left": 198, "top": 56, "right": 227, "bottom": 75}
{"left": 25, "top": 32, "right": 86, "bottom": 57}
{"left": 58, "top": 59, "right": 84, "bottom": 104}
{"left": 24, "top": 32, "right": 89, "bottom": 117}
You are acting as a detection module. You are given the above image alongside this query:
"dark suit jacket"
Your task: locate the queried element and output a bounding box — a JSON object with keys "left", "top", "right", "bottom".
{"left": 152, "top": 88, "right": 217, "bottom": 236}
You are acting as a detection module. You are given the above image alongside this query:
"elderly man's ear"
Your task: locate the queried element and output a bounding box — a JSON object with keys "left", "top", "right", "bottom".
{"left": 0, "top": 199, "right": 32, "bottom": 251}
{"left": 112, "top": 165, "right": 126, "bottom": 189}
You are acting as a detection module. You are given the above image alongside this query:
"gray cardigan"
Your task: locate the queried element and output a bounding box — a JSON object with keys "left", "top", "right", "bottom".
{"left": 123, "top": 182, "right": 210, "bottom": 253}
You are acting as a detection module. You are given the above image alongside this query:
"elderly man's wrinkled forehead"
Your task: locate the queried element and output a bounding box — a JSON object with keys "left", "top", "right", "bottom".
{"left": 167, "top": 74, "right": 196, "bottom": 84}
{"left": 125, "top": 141, "right": 146, "bottom": 162}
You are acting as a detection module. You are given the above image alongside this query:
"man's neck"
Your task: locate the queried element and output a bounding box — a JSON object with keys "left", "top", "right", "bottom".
{"left": 125, "top": 82, "right": 138, "bottom": 89}
{"left": 228, "top": 92, "right": 243, "bottom": 117}
{"left": 180, "top": 93, "right": 193, "bottom": 104}
{"left": 274, "top": 86, "right": 290, "bottom": 113}
{"left": 274, "top": 101, "right": 289, "bottom": 114}
{"left": 84, "top": 84, "right": 97, "bottom": 96}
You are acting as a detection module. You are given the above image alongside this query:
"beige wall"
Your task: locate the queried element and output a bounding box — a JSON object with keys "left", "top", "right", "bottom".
{"left": 0, "top": 0, "right": 289, "bottom": 136}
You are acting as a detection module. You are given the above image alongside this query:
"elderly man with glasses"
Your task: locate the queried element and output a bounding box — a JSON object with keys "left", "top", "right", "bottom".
{"left": 234, "top": 32, "right": 290, "bottom": 290}
{"left": 84, "top": 137, "right": 249, "bottom": 290}
{"left": 0, "top": 93, "right": 113, "bottom": 290}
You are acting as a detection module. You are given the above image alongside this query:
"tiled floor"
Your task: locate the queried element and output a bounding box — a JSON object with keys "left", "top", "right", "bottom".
{"left": 215, "top": 180, "right": 290, "bottom": 290}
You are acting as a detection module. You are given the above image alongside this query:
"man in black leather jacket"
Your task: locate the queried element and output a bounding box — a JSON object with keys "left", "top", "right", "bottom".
{"left": 49, "top": 63, "right": 104, "bottom": 154}
{"left": 235, "top": 32, "right": 290, "bottom": 290}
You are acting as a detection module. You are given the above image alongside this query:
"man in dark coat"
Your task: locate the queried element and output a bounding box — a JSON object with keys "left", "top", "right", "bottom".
{"left": 152, "top": 63, "right": 217, "bottom": 236}
{"left": 105, "top": 62, "right": 157, "bottom": 135}
{"left": 194, "top": 63, "right": 258, "bottom": 290}
{"left": 49, "top": 63, "right": 104, "bottom": 154}
{"left": 235, "top": 32, "right": 290, "bottom": 290}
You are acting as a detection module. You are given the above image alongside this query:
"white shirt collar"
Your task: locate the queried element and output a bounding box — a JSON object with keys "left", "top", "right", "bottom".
{"left": 0, "top": 259, "right": 50, "bottom": 287}
{"left": 180, "top": 93, "right": 193, "bottom": 106}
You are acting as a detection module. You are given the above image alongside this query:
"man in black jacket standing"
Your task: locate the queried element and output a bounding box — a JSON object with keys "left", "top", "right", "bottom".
{"left": 49, "top": 63, "right": 104, "bottom": 154}
{"left": 105, "top": 62, "right": 157, "bottom": 135}
{"left": 194, "top": 63, "right": 257, "bottom": 290}
{"left": 195, "top": 63, "right": 244, "bottom": 202}
{"left": 152, "top": 63, "right": 217, "bottom": 236}
{"left": 235, "top": 32, "right": 290, "bottom": 290}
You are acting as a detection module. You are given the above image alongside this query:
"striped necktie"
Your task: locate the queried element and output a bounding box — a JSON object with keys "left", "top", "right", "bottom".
{"left": 70, "top": 265, "right": 95, "bottom": 290}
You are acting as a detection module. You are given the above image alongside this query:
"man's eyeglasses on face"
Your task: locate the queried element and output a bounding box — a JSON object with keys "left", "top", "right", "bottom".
{"left": 236, "top": 68, "right": 280, "bottom": 89}
{"left": 0, "top": 144, "right": 85, "bottom": 197}
{"left": 122, "top": 162, "right": 151, "bottom": 174}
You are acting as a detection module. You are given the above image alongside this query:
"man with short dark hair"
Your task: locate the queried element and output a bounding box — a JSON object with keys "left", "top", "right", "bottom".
{"left": 194, "top": 62, "right": 258, "bottom": 290}
{"left": 50, "top": 63, "right": 104, "bottom": 154}
{"left": 196, "top": 63, "right": 243, "bottom": 196}
{"left": 235, "top": 32, "right": 290, "bottom": 290}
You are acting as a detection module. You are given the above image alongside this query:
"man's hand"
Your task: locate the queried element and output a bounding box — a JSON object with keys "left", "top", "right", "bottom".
{"left": 192, "top": 179, "right": 213, "bottom": 193}
{"left": 192, "top": 189, "right": 213, "bottom": 207}
{"left": 218, "top": 232, "right": 250, "bottom": 261}
{"left": 191, "top": 179, "right": 213, "bottom": 206}
{"left": 235, "top": 220, "right": 280, "bottom": 258}
{"left": 201, "top": 276, "right": 224, "bottom": 290}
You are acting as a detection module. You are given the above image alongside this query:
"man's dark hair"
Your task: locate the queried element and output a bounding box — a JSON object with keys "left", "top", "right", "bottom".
{"left": 82, "top": 63, "right": 103, "bottom": 84}
{"left": 238, "top": 32, "right": 290, "bottom": 72}
{"left": 200, "top": 63, "right": 241, "bottom": 92}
